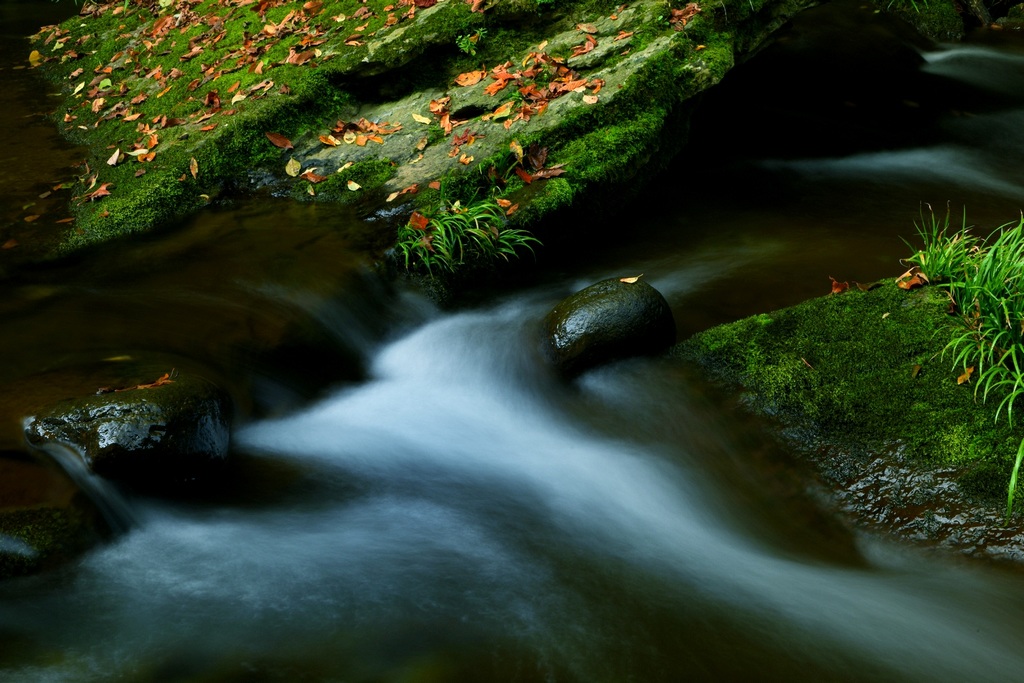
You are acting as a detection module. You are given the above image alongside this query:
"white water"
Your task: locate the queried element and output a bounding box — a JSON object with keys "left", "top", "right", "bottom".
{"left": 7, "top": 297, "right": 1024, "bottom": 681}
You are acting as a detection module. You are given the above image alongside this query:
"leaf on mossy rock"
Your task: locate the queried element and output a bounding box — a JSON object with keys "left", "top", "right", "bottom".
{"left": 830, "top": 276, "right": 850, "bottom": 295}
{"left": 285, "top": 158, "right": 301, "bottom": 176}
{"left": 265, "top": 132, "right": 294, "bottom": 150}
{"left": 620, "top": 275, "right": 643, "bottom": 284}
{"left": 455, "top": 70, "right": 486, "bottom": 87}
{"left": 958, "top": 366, "right": 974, "bottom": 385}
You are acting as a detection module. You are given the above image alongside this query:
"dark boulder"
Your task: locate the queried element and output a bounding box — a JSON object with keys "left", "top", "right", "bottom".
{"left": 25, "top": 373, "right": 231, "bottom": 488}
{"left": 543, "top": 277, "right": 676, "bottom": 376}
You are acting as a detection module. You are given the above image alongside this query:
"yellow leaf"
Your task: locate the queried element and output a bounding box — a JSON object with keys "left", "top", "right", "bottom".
{"left": 412, "top": 113, "right": 432, "bottom": 124}
{"left": 619, "top": 274, "right": 643, "bottom": 284}
{"left": 386, "top": 191, "right": 400, "bottom": 202}
{"left": 73, "top": 81, "right": 85, "bottom": 95}
{"left": 343, "top": 130, "right": 357, "bottom": 144}
{"left": 285, "top": 157, "right": 301, "bottom": 177}
{"left": 29, "top": 50, "right": 43, "bottom": 67}
{"left": 189, "top": 157, "right": 199, "bottom": 179}
{"left": 416, "top": 136, "right": 429, "bottom": 151}
{"left": 337, "top": 161, "right": 353, "bottom": 173}
{"left": 347, "top": 180, "right": 361, "bottom": 191}
{"left": 492, "top": 101, "right": 514, "bottom": 120}
{"left": 957, "top": 366, "right": 974, "bottom": 385}
{"left": 509, "top": 140, "right": 523, "bottom": 163}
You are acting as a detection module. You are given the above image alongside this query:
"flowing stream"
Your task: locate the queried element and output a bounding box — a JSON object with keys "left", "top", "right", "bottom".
{"left": 4, "top": 1, "right": 1024, "bottom": 680}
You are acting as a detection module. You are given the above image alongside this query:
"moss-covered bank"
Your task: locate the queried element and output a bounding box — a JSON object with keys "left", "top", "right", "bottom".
{"left": 25, "top": 0, "right": 816, "bottom": 261}
{"left": 674, "top": 280, "right": 1021, "bottom": 506}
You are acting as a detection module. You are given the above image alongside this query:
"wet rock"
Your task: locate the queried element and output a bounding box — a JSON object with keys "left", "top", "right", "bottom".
{"left": 543, "top": 277, "right": 676, "bottom": 376}
{"left": 0, "top": 453, "right": 106, "bottom": 579}
{"left": 25, "top": 373, "right": 231, "bottom": 488}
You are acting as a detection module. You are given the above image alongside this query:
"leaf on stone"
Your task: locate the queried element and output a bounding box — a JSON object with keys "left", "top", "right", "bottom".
{"left": 957, "top": 366, "right": 974, "bottom": 385}
{"left": 81, "top": 182, "right": 113, "bottom": 202}
{"left": 301, "top": 170, "right": 327, "bottom": 183}
{"left": 576, "top": 23, "right": 599, "bottom": 33}
{"left": 583, "top": 94, "right": 599, "bottom": 105}
{"left": 619, "top": 274, "right": 643, "bottom": 284}
{"left": 111, "top": 372, "right": 175, "bottom": 393}
{"left": 509, "top": 140, "right": 523, "bottom": 163}
{"left": 829, "top": 276, "right": 850, "bottom": 295}
{"left": 897, "top": 273, "right": 927, "bottom": 290}
{"left": 285, "top": 157, "right": 302, "bottom": 176}
{"left": 266, "top": 132, "right": 294, "bottom": 149}
{"left": 347, "top": 180, "right": 361, "bottom": 191}
{"left": 416, "top": 136, "right": 429, "bottom": 151}
{"left": 455, "top": 70, "right": 486, "bottom": 87}
{"left": 319, "top": 134, "right": 341, "bottom": 146}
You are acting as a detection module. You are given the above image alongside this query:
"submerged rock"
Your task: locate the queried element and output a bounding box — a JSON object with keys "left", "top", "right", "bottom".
{"left": 544, "top": 277, "right": 676, "bottom": 376}
{"left": 0, "top": 453, "right": 106, "bottom": 579}
{"left": 25, "top": 372, "right": 231, "bottom": 488}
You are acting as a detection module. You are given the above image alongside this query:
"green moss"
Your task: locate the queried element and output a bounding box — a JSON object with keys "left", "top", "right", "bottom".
{"left": 295, "top": 158, "right": 396, "bottom": 202}
{"left": 0, "top": 505, "right": 99, "bottom": 579}
{"left": 675, "top": 282, "right": 1021, "bottom": 499}
{"left": 882, "top": 0, "right": 965, "bottom": 42}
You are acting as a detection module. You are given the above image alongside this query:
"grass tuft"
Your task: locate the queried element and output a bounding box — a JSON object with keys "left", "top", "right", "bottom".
{"left": 905, "top": 206, "right": 1024, "bottom": 522}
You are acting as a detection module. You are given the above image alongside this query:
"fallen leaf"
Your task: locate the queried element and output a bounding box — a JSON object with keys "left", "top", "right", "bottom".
{"left": 82, "top": 182, "right": 112, "bottom": 201}
{"left": 300, "top": 170, "right": 327, "bottom": 183}
{"left": 24, "top": 215, "right": 39, "bottom": 222}
{"left": 413, "top": 113, "right": 432, "bottom": 124}
{"left": 509, "top": 140, "right": 523, "bottom": 163}
{"left": 106, "top": 148, "right": 121, "bottom": 166}
{"left": 897, "top": 273, "right": 927, "bottom": 290}
{"left": 458, "top": 153, "right": 474, "bottom": 165}
{"left": 957, "top": 366, "right": 974, "bottom": 385}
{"left": 110, "top": 372, "right": 175, "bottom": 393}
{"left": 428, "top": 180, "right": 441, "bottom": 190}
{"left": 266, "top": 131, "right": 294, "bottom": 149}
{"left": 416, "top": 136, "right": 429, "bottom": 151}
{"left": 409, "top": 211, "right": 429, "bottom": 230}
{"left": 347, "top": 180, "right": 361, "bottom": 191}
{"left": 189, "top": 157, "right": 199, "bottom": 179}
{"left": 29, "top": 50, "right": 43, "bottom": 67}
{"left": 319, "top": 134, "right": 341, "bottom": 146}
{"left": 583, "top": 94, "right": 599, "bottom": 105}
{"left": 619, "top": 274, "right": 643, "bottom": 283}
{"left": 504, "top": 203, "right": 519, "bottom": 216}
{"left": 911, "top": 364, "right": 922, "bottom": 379}
{"left": 2, "top": 239, "right": 18, "bottom": 249}
{"left": 455, "top": 70, "right": 486, "bottom": 87}
{"left": 577, "top": 23, "right": 599, "bottom": 33}
{"left": 285, "top": 157, "right": 301, "bottom": 176}
{"left": 496, "top": 198, "right": 512, "bottom": 208}
{"left": 830, "top": 276, "right": 850, "bottom": 295}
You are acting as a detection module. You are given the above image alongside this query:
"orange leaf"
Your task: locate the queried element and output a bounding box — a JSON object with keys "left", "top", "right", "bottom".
{"left": 829, "top": 276, "right": 850, "bottom": 295}
{"left": 300, "top": 170, "right": 328, "bottom": 183}
{"left": 455, "top": 70, "right": 486, "bottom": 87}
{"left": 957, "top": 366, "right": 974, "bottom": 385}
{"left": 409, "top": 211, "right": 429, "bottom": 230}
{"left": 515, "top": 167, "right": 533, "bottom": 184}
{"left": 897, "top": 273, "right": 927, "bottom": 290}
{"left": 265, "top": 131, "right": 294, "bottom": 149}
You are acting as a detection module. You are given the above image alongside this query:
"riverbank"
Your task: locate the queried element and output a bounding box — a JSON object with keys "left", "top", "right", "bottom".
{"left": 674, "top": 273, "right": 1024, "bottom": 560}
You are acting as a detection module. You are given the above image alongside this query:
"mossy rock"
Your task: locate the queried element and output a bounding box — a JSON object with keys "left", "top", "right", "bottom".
{"left": 25, "top": 372, "right": 231, "bottom": 488}
{"left": 544, "top": 277, "right": 676, "bottom": 376}
{"left": 0, "top": 454, "right": 106, "bottom": 579}
{"left": 674, "top": 281, "right": 1020, "bottom": 501}
{"left": 26, "top": 0, "right": 818, "bottom": 264}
